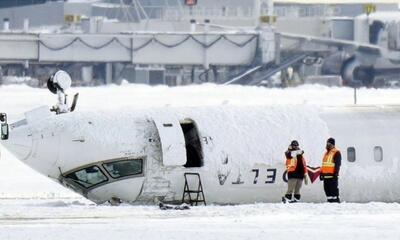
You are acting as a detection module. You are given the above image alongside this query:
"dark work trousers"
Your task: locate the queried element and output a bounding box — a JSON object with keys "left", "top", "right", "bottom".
{"left": 323, "top": 177, "right": 340, "bottom": 203}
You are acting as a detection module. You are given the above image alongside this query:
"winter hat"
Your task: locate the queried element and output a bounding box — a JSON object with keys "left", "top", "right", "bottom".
{"left": 327, "top": 138, "right": 335, "bottom": 145}
{"left": 290, "top": 140, "right": 299, "bottom": 147}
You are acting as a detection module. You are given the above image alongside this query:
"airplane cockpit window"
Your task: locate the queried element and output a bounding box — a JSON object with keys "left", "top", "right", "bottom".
{"left": 103, "top": 159, "right": 143, "bottom": 179}
{"left": 65, "top": 166, "right": 108, "bottom": 188}
{"left": 374, "top": 146, "right": 383, "bottom": 162}
{"left": 347, "top": 147, "right": 356, "bottom": 162}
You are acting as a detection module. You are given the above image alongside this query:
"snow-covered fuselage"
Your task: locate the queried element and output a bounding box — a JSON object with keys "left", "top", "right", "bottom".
{"left": 1, "top": 105, "right": 400, "bottom": 204}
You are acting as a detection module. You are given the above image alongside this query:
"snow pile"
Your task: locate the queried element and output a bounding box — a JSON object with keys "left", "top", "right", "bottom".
{"left": 1, "top": 76, "right": 39, "bottom": 86}
{"left": 47, "top": 104, "right": 328, "bottom": 167}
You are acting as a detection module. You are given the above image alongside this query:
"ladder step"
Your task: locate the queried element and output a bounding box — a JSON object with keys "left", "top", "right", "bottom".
{"left": 182, "top": 172, "right": 206, "bottom": 206}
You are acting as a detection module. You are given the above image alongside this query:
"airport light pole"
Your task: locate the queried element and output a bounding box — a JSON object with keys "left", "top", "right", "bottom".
{"left": 354, "top": 87, "right": 357, "bottom": 105}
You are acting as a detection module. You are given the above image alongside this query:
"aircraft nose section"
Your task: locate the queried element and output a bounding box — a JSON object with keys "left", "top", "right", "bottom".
{"left": 1, "top": 121, "right": 61, "bottom": 178}
{"left": 1, "top": 107, "right": 62, "bottom": 178}
{"left": 1, "top": 124, "right": 33, "bottom": 161}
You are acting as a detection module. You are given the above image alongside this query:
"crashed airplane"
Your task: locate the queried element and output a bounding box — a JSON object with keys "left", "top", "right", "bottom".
{"left": 1, "top": 71, "right": 400, "bottom": 204}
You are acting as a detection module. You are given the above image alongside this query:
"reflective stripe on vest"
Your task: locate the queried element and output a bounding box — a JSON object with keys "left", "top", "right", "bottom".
{"left": 321, "top": 148, "right": 338, "bottom": 174}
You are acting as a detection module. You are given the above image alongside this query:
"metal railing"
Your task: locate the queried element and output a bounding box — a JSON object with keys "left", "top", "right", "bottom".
{"left": 139, "top": 5, "right": 341, "bottom": 21}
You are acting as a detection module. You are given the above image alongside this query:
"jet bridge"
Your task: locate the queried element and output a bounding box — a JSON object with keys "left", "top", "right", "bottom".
{"left": 0, "top": 31, "right": 274, "bottom": 67}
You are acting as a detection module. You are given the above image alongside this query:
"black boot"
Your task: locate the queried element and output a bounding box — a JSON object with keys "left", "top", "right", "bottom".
{"left": 282, "top": 194, "right": 292, "bottom": 203}
{"left": 327, "top": 196, "right": 340, "bottom": 203}
{"left": 293, "top": 194, "right": 301, "bottom": 202}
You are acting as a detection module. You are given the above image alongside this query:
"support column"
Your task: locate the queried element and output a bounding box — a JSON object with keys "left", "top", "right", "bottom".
{"left": 260, "top": 27, "right": 275, "bottom": 64}
{"left": 3, "top": 18, "right": 9, "bottom": 32}
{"left": 254, "top": 0, "right": 261, "bottom": 27}
{"left": 190, "top": 19, "right": 196, "bottom": 32}
{"left": 23, "top": 60, "right": 29, "bottom": 77}
{"left": 255, "top": 0, "right": 274, "bottom": 27}
{"left": 23, "top": 18, "right": 29, "bottom": 32}
{"left": 82, "top": 66, "right": 93, "bottom": 85}
{"left": 275, "top": 32, "right": 281, "bottom": 65}
{"left": 257, "top": 0, "right": 276, "bottom": 65}
{"left": 105, "top": 63, "right": 112, "bottom": 84}
{"left": 212, "top": 65, "right": 218, "bottom": 83}
{"left": 191, "top": 66, "right": 195, "bottom": 83}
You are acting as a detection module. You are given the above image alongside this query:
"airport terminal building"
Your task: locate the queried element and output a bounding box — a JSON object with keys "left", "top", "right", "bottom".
{"left": 0, "top": 0, "right": 398, "bottom": 87}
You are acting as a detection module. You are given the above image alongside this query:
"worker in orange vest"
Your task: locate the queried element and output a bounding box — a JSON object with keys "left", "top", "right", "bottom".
{"left": 320, "top": 138, "right": 342, "bottom": 203}
{"left": 282, "top": 140, "right": 308, "bottom": 203}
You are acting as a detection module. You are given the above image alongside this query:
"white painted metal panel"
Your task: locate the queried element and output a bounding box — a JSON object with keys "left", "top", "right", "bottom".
{"left": 131, "top": 33, "right": 258, "bottom": 65}
{"left": 152, "top": 114, "right": 186, "bottom": 166}
{"left": 332, "top": 19, "right": 354, "bottom": 41}
{"left": 0, "top": 34, "right": 38, "bottom": 60}
{"left": 206, "top": 35, "right": 258, "bottom": 65}
{"left": 24, "top": 106, "right": 52, "bottom": 124}
{"left": 0, "top": 32, "right": 260, "bottom": 65}
{"left": 131, "top": 34, "right": 204, "bottom": 65}
{"left": 39, "top": 34, "right": 132, "bottom": 62}
{"left": 87, "top": 177, "right": 145, "bottom": 203}
{"left": 0, "top": 32, "right": 261, "bottom": 64}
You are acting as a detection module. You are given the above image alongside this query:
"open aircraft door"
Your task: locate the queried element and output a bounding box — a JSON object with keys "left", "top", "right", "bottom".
{"left": 152, "top": 114, "right": 186, "bottom": 166}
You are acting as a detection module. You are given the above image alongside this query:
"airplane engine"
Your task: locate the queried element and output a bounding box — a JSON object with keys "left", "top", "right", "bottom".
{"left": 340, "top": 56, "right": 375, "bottom": 86}
{"left": 321, "top": 52, "right": 348, "bottom": 76}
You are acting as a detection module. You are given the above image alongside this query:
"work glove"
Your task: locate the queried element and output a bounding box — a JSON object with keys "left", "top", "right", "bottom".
{"left": 319, "top": 174, "right": 323, "bottom": 181}
{"left": 304, "top": 175, "right": 309, "bottom": 185}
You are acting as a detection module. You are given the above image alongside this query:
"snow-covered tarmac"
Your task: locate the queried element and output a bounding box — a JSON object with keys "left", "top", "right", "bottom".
{"left": 1, "top": 199, "right": 400, "bottom": 240}
{"left": 1, "top": 84, "right": 400, "bottom": 239}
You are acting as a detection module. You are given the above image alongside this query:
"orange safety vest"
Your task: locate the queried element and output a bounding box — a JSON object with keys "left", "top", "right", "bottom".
{"left": 321, "top": 148, "right": 339, "bottom": 174}
{"left": 285, "top": 155, "right": 307, "bottom": 174}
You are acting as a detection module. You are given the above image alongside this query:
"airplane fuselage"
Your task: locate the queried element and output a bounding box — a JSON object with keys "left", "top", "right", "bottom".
{"left": 1, "top": 105, "right": 400, "bottom": 204}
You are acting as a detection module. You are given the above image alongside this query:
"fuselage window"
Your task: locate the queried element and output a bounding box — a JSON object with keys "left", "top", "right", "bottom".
{"left": 103, "top": 159, "right": 143, "bottom": 179}
{"left": 374, "top": 146, "right": 383, "bottom": 162}
{"left": 65, "top": 166, "right": 108, "bottom": 188}
{"left": 347, "top": 147, "right": 356, "bottom": 162}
